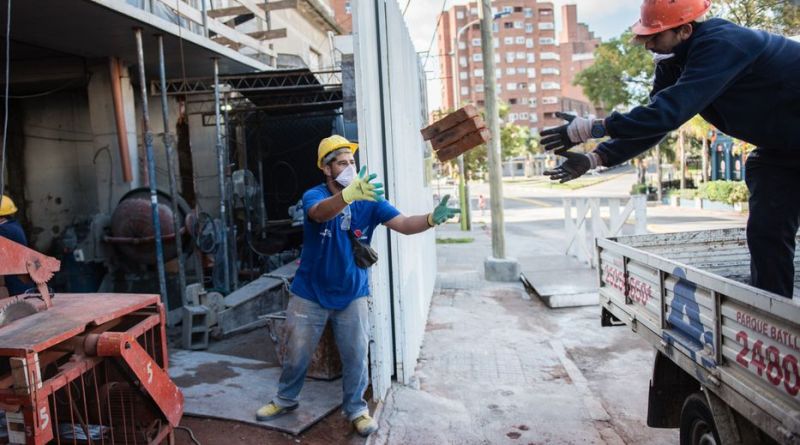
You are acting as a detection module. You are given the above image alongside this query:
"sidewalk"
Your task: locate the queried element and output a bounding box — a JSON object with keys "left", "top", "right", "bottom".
{"left": 369, "top": 220, "right": 676, "bottom": 445}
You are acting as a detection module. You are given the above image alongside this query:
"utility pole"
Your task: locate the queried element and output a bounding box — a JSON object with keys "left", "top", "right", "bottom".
{"left": 451, "top": 23, "right": 475, "bottom": 231}
{"left": 479, "top": 0, "right": 518, "bottom": 281}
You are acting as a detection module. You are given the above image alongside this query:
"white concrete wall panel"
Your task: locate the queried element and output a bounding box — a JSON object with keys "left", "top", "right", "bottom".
{"left": 354, "top": 0, "right": 436, "bottom": 397}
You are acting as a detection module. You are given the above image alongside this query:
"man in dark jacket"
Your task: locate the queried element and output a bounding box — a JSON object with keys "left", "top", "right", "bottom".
{"left": 0, "top": 195, "right": 31, "bottom": 296}
{"left": 540, "top": 0, "right": 800, "bottom": 298}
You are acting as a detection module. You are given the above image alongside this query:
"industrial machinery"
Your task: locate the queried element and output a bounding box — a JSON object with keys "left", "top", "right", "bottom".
{"left": 0, "top": 236, "right": 183, "bottom": 444}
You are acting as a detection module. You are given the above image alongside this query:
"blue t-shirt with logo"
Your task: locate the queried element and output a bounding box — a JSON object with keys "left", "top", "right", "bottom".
{"left": 290, "top": 183, "right": 401, "bottom": 310}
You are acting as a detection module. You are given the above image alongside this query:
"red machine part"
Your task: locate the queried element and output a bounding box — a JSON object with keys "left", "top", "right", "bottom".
{"left": 0, "top": 236, "right": 60, "bottom": 308}
{"left": 88, "top": 332, "right": 183, "bottom": 427}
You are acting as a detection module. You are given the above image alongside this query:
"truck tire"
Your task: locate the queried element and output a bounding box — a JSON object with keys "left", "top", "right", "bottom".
{"left": 680, "top": 392, "right": 721, "bottom": 445}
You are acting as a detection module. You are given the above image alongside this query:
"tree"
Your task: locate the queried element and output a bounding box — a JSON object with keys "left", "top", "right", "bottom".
{"left": 573, "top": 31, "right": 654, "bottom": 113}
{"left": 711, "top": 0, "right": 800, "bottom": 35}
{"left": 684, "top": 115, "right": 714, "bottom": 183}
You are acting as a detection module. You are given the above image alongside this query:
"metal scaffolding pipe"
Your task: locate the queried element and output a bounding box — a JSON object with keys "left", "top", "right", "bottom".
{"left": 213, "top": 58, "right": 231, "bottom": 292}
{"left": 134, "top": 28, "right": 169, "bottom": 306}
{"left": 157, "top": 35, "right": 188, "bottom": 307}
{"left": 109, "top": 57, "right": 133, "bottom": 183}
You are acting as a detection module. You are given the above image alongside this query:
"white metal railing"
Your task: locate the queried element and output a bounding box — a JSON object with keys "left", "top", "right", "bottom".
{"left": 564, "top": 195, "right": 647, "bottom": 267}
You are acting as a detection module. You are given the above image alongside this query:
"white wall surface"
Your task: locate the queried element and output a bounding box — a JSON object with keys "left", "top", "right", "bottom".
{"left": 354, "top": 0, "right": 436, "bottom": 397}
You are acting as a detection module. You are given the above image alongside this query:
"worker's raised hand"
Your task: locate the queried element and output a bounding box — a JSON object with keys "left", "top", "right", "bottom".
{"left": 540, "top": 112, "right": 604, "bottom": 152}
{"left": 429, "top": 194, "right": 461, "bottom": 226}
{"left": 341, "top": 166, "right": 385, "bottom": 203}
{"left": 544, "top": 151, "right": 591, "bottom": 183}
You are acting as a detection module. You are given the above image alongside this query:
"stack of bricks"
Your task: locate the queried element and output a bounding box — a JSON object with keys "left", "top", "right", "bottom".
{"left": 421, "top": 104, "right": 490, "bottom": 162}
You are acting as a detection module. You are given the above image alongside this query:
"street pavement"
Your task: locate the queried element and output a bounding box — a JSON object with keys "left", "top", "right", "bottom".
{"left": 369, "top": 172, "right": 746, "bottom": 445}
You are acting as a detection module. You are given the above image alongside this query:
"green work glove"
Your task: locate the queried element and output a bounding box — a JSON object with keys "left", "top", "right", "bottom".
{"left": 428, "top": 194, "right": 461, "bottom": 226}
{"left": 341, "top": 166, "right": 385, "bottom": 204}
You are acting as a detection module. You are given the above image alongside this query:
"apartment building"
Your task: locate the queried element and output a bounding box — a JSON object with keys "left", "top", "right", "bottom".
{"left": 331, "top": 0, "right": 354, "bottom": 33}
{"left": 438, "top": 1, "right": 599, "bottom": 132}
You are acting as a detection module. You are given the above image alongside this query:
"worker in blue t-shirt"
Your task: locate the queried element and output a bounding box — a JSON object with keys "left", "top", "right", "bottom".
{"left": 256, "top": 135, "right": 459, "bottom": 436}
{"left": 0, "top": 195, "right": 32, "bottom": 296}
{"left": 540, "top": 0, "right": 800, "bottom": 298}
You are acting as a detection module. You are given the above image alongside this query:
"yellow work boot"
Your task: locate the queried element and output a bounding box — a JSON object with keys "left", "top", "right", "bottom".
{"left": 255, "top": 402, "right": 297, "bottom": 421}
{"left": 352, "top": 414, "right": 378, "bottom": 437}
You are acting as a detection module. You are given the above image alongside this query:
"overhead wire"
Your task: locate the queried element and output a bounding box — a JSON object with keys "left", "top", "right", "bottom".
{"left": 0, "top": 0, "right": 11, "bottom": 200}
{"left": 422, "top": 0, "right": 448, "bottom": 70}
{"left": 402, "top": 0, "right": 412, "bottom": 16}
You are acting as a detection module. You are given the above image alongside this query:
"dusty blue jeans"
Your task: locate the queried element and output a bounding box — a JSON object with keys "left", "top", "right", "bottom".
{"left": 272, "top": 295, "right": 370, "bottom": 420}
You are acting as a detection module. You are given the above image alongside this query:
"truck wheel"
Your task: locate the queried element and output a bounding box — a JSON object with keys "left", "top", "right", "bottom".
{"left": 680, "top": 392, "right": 721, "bottom": 445}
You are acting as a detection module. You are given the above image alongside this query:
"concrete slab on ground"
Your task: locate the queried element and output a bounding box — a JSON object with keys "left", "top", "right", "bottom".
{"left": 169, "top": 350, "right": 342, "bottom": 435}
{"left": 519, "top": 254, "right": 599, "bottom": 308}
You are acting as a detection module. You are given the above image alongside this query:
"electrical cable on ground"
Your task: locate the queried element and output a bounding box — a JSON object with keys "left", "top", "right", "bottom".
{"left": 0, "top": 0, "right": 11, "bottom": 200}
{"left": 175, "top": 426, "right": 202, "bottom": 445}
{"left": 422, "top": 0, "right": 448, "bottom": 70}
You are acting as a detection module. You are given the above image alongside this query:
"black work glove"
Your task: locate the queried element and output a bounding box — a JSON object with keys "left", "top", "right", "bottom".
{"left": 544, "top": 151, "right": 591, "bottom": 183}
{"left": 540, "top": 112, "right": 604, "bottom": 153}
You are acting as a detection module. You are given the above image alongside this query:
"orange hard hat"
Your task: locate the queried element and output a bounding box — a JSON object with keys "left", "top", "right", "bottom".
{"left": 632, "top": 0, "right": 712, "bottom": 36}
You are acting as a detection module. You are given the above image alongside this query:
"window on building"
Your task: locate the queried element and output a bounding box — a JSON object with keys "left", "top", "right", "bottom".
{"left": 496, "top": 68, "right": 502, "bottom": 78}
{"left": 471, "top": 8, "right": 478, "bottom": 15}
{"left": 477, "top": 100, "right": 485, "bottom": 106}
{"left": 530, "top": 114, "right": 538, "bottom": 122}
{"left": 506, "top": 67, "right": 515, "bottom": 75}
{"left": 506, "top": 52, "right": 515, "bottom": 63}
{"left": 526, "top": 53, "right": 536, "bottom": 63}
{"left": 492, "top": 23, "right": 499, "bottom": 33}
{"left": 516, "top": 51, "right": 525, "bottom": 60}
{"left": 472, "top": 38, "right": 481, "bottom": 46}
{"left": 518, "top": 82, "right": 527, "bottom": 89}
{"left": 541, "top": 67, "right": 560, "bottom": 75}
{"left": 514, "top": 21, "right": 524, "bottom": 29}
{"left": 494, "top": 54, "right": 500, "bottom": 63}
{"left": 525, "top": 23, "right": 534, "bottom": 33}
{"left": 345, "top": 1, "right": 351, "bottom": 14}
{"left": 504, "top": 36, "right": 514, "bottom": 45}
{"left": 542, "top": 96, "right": 559, "bottom": 105}
{"left": 528, "top": 83, "right": 537, "bottom": 92}
{"left": 526, "top": 38, "right": 534, "bottom": 48}
{"left": 459, "top": 56, "right": 467, "bottom": 67}
{"left": 527, "top": 67, "right": 536, "bottom": 78}
{"left": 520, "top": 112, "right": 529, "bottom": 120}
{"left": 456, "top": 10, "right": 464, "bottom": 19}
{"left": 509, "top": 98, "right": 518, "bottom": 104}
{"left": 507, "top": 82, "right": 517, "bottom": 90}
{"left": 494, "top": 40, "right": 499, "bottom": 49}
{"left": 524, "top": 8, "right": 533, "bottom": 17}
{"left": 514, "top": 6, "right": 523, "bottom": 12}
{"left": 504, "top": 22, "right": 513, "bottom": 29}
{"left": 539, "top": 22, "right": 555, "bottom": 30}
{"left": 539, "top": 9, "right": 553, "bottom": 15}
{"left": 503, "top": 6, "right": 513, "bottom": 13}
{"left": 515, "top": 36, "right": 525, "bottom": 44}
{"left": 461, "top": 86, "right": 470, "bottom": 96}
{"left": 520, "top": 97, "right": 528, "bottom": 104}
{"left": 458, "top": 41, "right": 466, "bottom": 50}
{"left": 540, "top": 52, "right": 560, "bottom": 60}
{"left": 460, "top": 71, "right": 468, "bottom": 80}
{"left": 530, "top": 98, "right": 537, "bottom": 107}
{"left": 472, "top": 53, "right": 483, "bottom": 62}
{"left": 476, "top": 84, "right": 484, "bottom": 92}
{"left": 539, "top": 37, "right": 555, "bottom": 45}
{"left": 472, "top": 24, "right": 480, "bottom": 30}
{"left": 541, "top": 82, "right": 560, "bottom": 90}
{"left": 509, "top": 113, "right": 518, "bottom": 122}
{"left": 474, "top": 68, "right": 484, "bottom": 77}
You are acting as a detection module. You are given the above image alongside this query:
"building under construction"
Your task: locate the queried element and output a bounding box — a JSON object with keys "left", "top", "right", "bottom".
{"left": 0, "top": 0, "right": 435, "bottom": 442}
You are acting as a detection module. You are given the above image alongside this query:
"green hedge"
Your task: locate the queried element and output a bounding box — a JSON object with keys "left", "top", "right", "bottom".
{"left": 697, "top": 181, "right": 749, "bottom": 205}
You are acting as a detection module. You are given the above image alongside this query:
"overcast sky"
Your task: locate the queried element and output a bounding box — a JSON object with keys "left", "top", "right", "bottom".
{"left": 402, "top": 0, "right": 641, "bottom": 111}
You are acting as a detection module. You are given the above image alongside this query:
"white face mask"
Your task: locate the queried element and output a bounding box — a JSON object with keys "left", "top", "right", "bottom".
{"left": 334, "top": 165, "right": 357, "bottom": 187}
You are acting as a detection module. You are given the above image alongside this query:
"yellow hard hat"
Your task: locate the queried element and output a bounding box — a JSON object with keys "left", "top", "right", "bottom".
{"left": 0, "top": 195, "right": 17, "bottom": 216}
{"left": 317, "top": 135, "right": 358, "bottom": 170}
